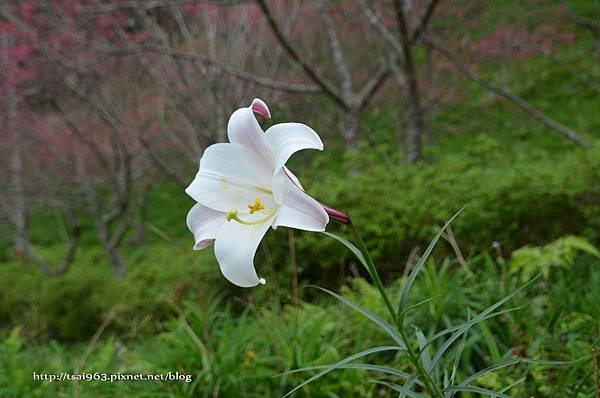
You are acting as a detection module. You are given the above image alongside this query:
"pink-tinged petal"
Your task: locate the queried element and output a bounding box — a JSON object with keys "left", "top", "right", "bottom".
{"left": 264, "top": 122, "right": 323, "bottom": 172}
{"left": 185, "top": 143, "right": 276, "bottom": 213}
{"left": 227, "top": 102, "right": 274, "bottom": 167}
{"left": 283, "top": 166, "right": 304, "bottom": 191}
{"left": 251, "top": 98, "right": 271, "bottom": 119}
{"left": 214, "top": 217, "right": 272, "bottom": 287}
{"left": 186, "top": 203, "right": 226, "bottom": 250}
{"left": 271, "top": 170, "right": 328, "bottom": 232}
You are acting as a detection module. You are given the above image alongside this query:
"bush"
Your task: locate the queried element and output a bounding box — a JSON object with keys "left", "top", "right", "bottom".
{"left": 281, "top": 138, "right": 600, "bottom": 281}
{"left": 1, "top": 240, "right": 598, "bottom": 397}
{"left": 0, "top": 243, "right": 220, "bottom": 341}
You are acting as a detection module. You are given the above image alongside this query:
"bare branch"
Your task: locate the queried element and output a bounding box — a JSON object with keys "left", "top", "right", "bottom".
{"left": 423, "top": 36, "right": 590, "bottom": 148}
{"left": 255, "top": 0, "right": 349, "bottom": 110}
{"left": 316, "top": 0, "right": 353, "bottom": 98}
{"left": 356, "top": 62, "right": 390, "bottom": 106}
{"left": 102, "top": 44, "right": 320, "bottom": 94}
{"left": 23, "top": 210, "right": 80, "bottom": 277}
{"left": 354, "top": 0, "right": 403, "bottom": 55}
{"left": 560, "top": 0, "right": 600, "bottom": 33}
{"left": 510, "top": 40, "right": 600, "bottom": 94}
{"left": 79, "top": 0, "right": 250, "bottom": 13}
{"left": 410, "top": 0, "right": 442, "bottom": 44}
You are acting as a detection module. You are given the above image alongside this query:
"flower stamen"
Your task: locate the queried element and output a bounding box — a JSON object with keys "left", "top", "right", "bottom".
{"left": 226, "top": 206, "right": 275, "bottom": 226}
{"left": 248, "top": 198, "right": 265, "bottom": 214}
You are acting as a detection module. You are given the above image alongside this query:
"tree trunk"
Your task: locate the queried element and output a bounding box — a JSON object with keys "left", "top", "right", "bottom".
{"left": 9, "top": 126, "right": 28, "bottom": 255}
{"left": 343, "top": 109, "right": 362, "bottom": 150}
{"left": 401, "top": 44, "right": 425, "bottom": 164}
{"left": 2, "top": 32, "right": 28, "bottom": 255}
{"left": 394, "top": 0, "right": 425, "bottom": 164}
{"left": 423, "top": 45, "right": 434, "bottom": 146}
{"left": 107, "top": 246, "right": 126, "bottom": 278}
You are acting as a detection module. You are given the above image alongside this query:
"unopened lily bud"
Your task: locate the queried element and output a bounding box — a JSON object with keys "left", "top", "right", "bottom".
{"left": 321, "top": 204, "right": 351, "bottom": 224}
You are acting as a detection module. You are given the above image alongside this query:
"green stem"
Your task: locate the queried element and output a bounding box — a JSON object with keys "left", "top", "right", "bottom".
{"left": 347, "top": 222, "right": 443, "bottom": 398}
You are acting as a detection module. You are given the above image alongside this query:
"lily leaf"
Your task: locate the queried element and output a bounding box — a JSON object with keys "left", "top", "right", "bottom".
{"left": 444, "top": 385, "right": 513, "bottom": 398}
{"left": 370, "top": 379, "right": 424, "bottom": 397}
{"left": 285, "top": 363, "right": 418, "bottom": 384}
{"left": 322, "top": 231, "right": 372, "bottom": 278}
{"left": 313, "top": 286, "right": 406, "bottom": 348}
{"left": 282, "top": 345, "right": 404, "bottom": 398}
{"left": 460, "top": 358, "right": 581, "bottom": 387}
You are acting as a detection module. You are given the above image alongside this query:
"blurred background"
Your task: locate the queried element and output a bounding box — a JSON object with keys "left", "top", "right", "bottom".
{"left": 0, "top": 0, "right": 599, "bottom": 396}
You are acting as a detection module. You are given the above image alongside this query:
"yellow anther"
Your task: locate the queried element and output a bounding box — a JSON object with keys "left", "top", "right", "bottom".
{"left": 248, "top": 198, "right": 265, "bottom": 214}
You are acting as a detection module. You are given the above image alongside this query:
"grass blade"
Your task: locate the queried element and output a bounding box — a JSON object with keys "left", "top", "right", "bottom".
{"left": 314, "top": 286, "right": 406, "bottom": 348}
{"left": 426, "top": 274, "right": 541, "bottom": 370}
{"left": 460, "top": 359, "right": 520, "bottom": 386}
{"left": 285, "top": 363, "right": 420, "bottom": 384}
{"left": 425, "top": 306, "right": 525, "bottom": 350}
{"left": 460, "top": 358, "right": 581, "bottom": 387}
{"left": 398, "top": 208, "right": 464, "bottom": 314}
{"left": 444, "top": 385, "right": 513, "bottom": 397}
{"left": 322, "top": 232, "right": 371, "bottom": 278}
{"left": 415, "top": 327, "right": 432, "bottom": 371}
{"left": 479, "top": 321, "right": 502, "bottom": 363}
{"left": 449, "top": 319, "right": 469, "bottom": 389}
{"left": 370, "top": 380, "right": 424, "bottom": 397}
{"left": 499, "top": 377, "right": 525, "bottom": 393}
{"left": 281, "top": 346, "right": 403, "bottom": 398}
{"left": 399, "top": 295, "right": 439, "bottom": 318}
{"left": 399, "top": 375, "right": 418, "bottom": 398}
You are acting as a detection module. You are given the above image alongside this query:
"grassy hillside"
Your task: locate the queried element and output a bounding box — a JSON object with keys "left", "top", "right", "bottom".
{"left": 1, "top": 2, "right": 600, "bottom": 396}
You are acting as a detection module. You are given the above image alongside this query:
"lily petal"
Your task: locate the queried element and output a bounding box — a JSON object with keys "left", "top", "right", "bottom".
{"left": 186, "top": 203, "right": 225, "bottom": 250}
{"left": 185, "top": 143, "right": 276, "bottom": 213}
{"left": 228, "top": 101, "right": 274, "bottom": 167}
{"left": 271, "top": 170, "right": 329, "bottom": 232}
{"left": 214, "top": 217, "right": 272, "bottom": 287}
{"left": 283, "top": 166, "right": 304, "bottom": 191}
{"left": 251, "top": 98, "right": 271, "bottom": 119}
{"left": 265, "top": 122, "right": 323, "bottom": 172}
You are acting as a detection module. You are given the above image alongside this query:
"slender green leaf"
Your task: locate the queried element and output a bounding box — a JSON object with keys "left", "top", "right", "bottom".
{"left": 322, "top": 232, "right": 372, "bottom": 278}
{"left": 444, "top": 385, "right": 513, "bottom": 397}
{"left": 399, "top": 375, "right": 418, "bottom": 398}
{"left": 398, "top": 208, "right": 464, "bottom": 314}
{"left": 415, "top": 327, "right": 432, "bottom": 371}
{"left": 479, "top": 321, "right": 501, "bottom": 363}
{"left": 285, "top": 363, "right": 419, "bottom": 384}
{"left": 460, "top": 359, "right": 520, "bottom": 386}
{"left": 460, "top": 358, "right": 581, "bottom": 386}
{"left": 429, "top": 321, "right": 472, "bottom": 373}
{"left": 425, "top": 306, "right": 525, "bottom": 350}
{"left": 399, "top": 295, "right": 439, "bottom": 318}
{"left": 449, "top": 323, "right": 469, "bottom": 389}
{"left": 370, "top": 380, "right": 424, "bottom": 397}
{"left": 426, "top": 274, "right": 541, "bottom": 369}
{"left": 281, "top": 346, "right": 403, "bottom": 398}
{"left": 499, "top": 378, "right": 525, "bottom": 393}
{"left": 314, "top": 286, "right": 406, "bottom": 348}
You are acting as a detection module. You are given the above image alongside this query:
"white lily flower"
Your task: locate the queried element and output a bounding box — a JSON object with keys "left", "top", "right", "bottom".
{"left": 185, "top": 98, "right": 329, "bottom": 287}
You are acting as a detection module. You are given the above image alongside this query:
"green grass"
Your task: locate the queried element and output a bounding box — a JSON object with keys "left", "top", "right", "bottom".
{"left": 2, "top": 2, "right": 600, "bottom": 396}
{"left": 1, "top": 239, "right": 598, "bottom": 397}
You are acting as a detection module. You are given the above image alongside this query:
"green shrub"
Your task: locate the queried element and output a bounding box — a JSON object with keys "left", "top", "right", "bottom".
{"left": 282, "top": 139, "right": 600, "bottom": 280}
{"left": 0, "top": 243, "right": 220, "bottom": 341}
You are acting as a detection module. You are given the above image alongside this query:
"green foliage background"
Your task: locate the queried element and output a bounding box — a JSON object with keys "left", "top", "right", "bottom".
{"left": 1, "top": 0, "right": 600, "bottom": 396}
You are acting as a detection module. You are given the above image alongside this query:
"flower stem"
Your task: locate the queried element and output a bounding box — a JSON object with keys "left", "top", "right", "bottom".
{"left": 346, "top": 222, "right": 443, "bottom": 397}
